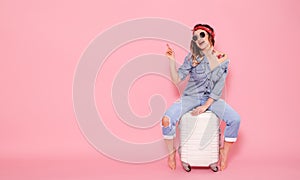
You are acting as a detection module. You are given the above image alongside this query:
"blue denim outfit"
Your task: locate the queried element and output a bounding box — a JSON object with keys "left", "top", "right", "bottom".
{"left": 162, "top": 53, "right": 240, "bottom": 142}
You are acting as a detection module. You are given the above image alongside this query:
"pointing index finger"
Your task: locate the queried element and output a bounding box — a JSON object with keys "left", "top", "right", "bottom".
{"left": 166, "top": 44, "right": 171, "bottom": 49}
{"left": 166, "top": 44, "right": 173, "bottom": 51}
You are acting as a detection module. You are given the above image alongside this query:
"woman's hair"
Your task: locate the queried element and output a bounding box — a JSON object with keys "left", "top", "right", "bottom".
{"left": 190, "top": 24, "right": 215, "bottom": 60}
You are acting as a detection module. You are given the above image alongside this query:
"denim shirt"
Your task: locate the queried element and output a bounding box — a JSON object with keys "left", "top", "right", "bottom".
{"left": 178, "top": 53, "right": 229, "bottom": 100}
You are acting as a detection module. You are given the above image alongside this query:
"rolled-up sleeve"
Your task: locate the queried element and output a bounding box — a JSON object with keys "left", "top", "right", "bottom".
{"left": 178, "top": 54, "right": 192, "bottom": 81}
{"left": 209, "top": 62, "right": 229, "bottom": 100}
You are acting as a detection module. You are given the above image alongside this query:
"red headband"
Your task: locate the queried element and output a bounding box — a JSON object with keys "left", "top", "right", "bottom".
{"left": 192, "top": 26, "right": 215, "bottom": 39}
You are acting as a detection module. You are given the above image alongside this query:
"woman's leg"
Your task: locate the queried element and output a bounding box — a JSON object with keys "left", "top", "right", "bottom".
{"left": 161, "top": 96, "right": 200, "bottom": 170}
{"left": 209, "top": 99, "right": 241, "bottom": 170}
{"left": 162, "top": 115, "right": 177, "bottom": 170}
{"left": 164, "top": 139, "right": 176, "bottom": 170}
{"left": 220, "top": 142, "right": 233, "bottom": 171}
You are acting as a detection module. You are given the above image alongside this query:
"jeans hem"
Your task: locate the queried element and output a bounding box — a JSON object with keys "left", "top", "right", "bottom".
{"left": 224, "top": 137, "right": 237, "bottom": 142}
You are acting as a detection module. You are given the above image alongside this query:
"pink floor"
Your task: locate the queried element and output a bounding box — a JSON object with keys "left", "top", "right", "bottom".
{"left": 1, "top": 155, "right": 299, "bottom": 180}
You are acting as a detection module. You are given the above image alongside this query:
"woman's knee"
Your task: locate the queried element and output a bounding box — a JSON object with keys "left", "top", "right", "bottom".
{"left": 162, "top": 116, "right": 170, "bottom": 127}
{"left": 232, "top": 113, "right": 241, "bottom": 125}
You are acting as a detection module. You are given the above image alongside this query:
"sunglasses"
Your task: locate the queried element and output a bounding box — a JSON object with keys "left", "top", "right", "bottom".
{"left": 192, "top": 32, "right": 206, "bottom": 41}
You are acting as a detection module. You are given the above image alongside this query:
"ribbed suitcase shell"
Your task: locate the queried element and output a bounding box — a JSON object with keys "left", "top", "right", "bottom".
{"left": 179, "top": 111, "right": 220, "bottom": 171}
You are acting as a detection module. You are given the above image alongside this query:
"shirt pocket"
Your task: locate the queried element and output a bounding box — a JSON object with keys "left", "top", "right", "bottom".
{"left": 195, "top": 66, "right": 205, "bottom": 74}
{"left": 191, "top": 65, "right": 206, "bottom": 80}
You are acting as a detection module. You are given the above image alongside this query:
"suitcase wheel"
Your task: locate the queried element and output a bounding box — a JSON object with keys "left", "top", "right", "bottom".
{"left": 182, "top": 162, "right": 191, "bottom": 172}
{"left": 210, "top": 165, "right": 219, "bottom": 172}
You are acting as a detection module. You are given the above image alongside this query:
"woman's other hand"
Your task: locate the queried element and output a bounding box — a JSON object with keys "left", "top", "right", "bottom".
{"left": 191, "top": 105, "right": 208, "bottom": 116}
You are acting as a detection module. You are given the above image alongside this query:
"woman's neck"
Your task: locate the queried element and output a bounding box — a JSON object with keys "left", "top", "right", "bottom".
{"left": 201, "top": 45, "right": 214, "bottom": 56}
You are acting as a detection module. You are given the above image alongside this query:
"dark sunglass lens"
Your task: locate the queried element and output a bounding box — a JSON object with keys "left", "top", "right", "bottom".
{"left": 192, "top": 35, "right": 198, "bottom": 41}
{"left": 200, "top": 32, "right": 205, "bottom": 38}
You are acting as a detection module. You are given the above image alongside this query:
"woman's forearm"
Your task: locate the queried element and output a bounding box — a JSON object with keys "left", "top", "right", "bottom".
{"left": 203, "top": 97, "right": 214, "bottom": 109}
{"left": 169, "top": 59, "right": 181, "bottom": 84}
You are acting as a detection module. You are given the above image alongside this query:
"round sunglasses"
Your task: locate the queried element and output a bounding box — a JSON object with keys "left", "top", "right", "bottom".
{"left": 192, "top": 32, "right": 206, "bottom": 41}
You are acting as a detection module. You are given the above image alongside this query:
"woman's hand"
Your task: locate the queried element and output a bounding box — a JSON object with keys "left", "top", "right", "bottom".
{"left": 165, "top": 44, "right": 175, "bottom": 60}
{"left": 191, "top": 105, "right": 208, "bottom": 116}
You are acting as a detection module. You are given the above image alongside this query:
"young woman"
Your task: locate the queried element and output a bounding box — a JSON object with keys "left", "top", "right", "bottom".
{"left": 162, "top": 24, "right": 240, "bottom": 171}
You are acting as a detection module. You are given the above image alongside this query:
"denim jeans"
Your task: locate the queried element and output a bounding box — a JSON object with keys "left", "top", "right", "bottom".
{"left": 162, "top": 96, "right": 240, "bottom": 142}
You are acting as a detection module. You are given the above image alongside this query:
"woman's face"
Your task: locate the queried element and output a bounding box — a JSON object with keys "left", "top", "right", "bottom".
{"left": 193, "top": 29, "right": 212, "bottom": 50}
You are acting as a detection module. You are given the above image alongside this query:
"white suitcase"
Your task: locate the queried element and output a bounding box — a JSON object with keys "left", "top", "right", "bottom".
{"left": 178, "top": 111, "right": 220, "bottom": 172}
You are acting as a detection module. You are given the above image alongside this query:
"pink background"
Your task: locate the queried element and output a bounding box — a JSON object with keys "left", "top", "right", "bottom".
{"left": 1, "top": 0, "right": 300, "bottom": 179}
